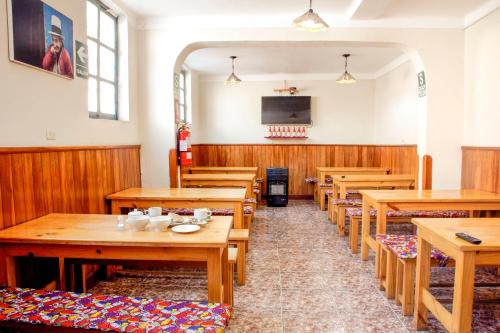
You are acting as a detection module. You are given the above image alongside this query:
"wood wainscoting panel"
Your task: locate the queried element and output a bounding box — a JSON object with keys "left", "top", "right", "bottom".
{"left": 190, "top": 144, "right": 418, "bottom": 196}
{"left": 461, "top": 146, "right": 500, "bottom": 193}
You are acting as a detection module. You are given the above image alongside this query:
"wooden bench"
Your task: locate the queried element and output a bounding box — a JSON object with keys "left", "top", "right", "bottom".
{"left": 0, "top": 288, "right": 232, "bottom": 332}
{"left": 229, "top": 229, "right": 249, "bottom": 286}
{"left": 377, "top": 235, "right": 451, "bottom": 316}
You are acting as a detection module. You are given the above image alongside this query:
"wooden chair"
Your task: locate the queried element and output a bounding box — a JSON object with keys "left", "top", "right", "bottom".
{"left": 229, "top": 229, "right": 249, "bottom": 286}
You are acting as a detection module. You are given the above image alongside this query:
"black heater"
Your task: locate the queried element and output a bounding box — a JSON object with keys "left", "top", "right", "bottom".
{"left": 266, "top": 168, "right": 288, "bottom": 207}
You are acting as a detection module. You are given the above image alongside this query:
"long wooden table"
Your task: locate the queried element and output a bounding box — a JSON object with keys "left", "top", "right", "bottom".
{"left": 0, "top": 214, "right": 233, "bottom": 303}
{"left": 360, "top": 189, "right": 500, "bottom": 264}
{"left": 187, "top": 166, "right": 258, "bottom": 175}
{"left": 332, "top": 174, "right": 416, "bottom": 200}
{"left": 412, "top": 218, "right": 500, "bottom": 333}
{"left": 107, "top": 188, "right": 246, "bottom": 229}
{"left": 182, "top": 174, "right": 256, "bottom": 198}
{"left": 315, "top": 167, "right": 390, "bottom": 202}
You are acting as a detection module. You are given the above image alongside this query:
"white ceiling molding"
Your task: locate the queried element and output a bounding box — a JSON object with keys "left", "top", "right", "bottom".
{"left": 372, "top": 54, "right": 412, "bottom": 79}
{"left": 200, "top": 73, "right": 376, "bottom": 82}
{"left": 464, "top": 0, "right": 500, "bottom": 28}
{"left": 350, "top": 0, "right": 395, "bottom": 20}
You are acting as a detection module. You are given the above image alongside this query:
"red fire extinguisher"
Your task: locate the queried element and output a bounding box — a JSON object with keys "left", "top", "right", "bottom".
{"left": 177, "top": 124, "right": 192, "bottom": 166}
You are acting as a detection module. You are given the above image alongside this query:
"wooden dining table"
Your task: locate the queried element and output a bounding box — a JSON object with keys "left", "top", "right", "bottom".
{"left": 107, "top": 187, "right": 246, "bottom": 229}
{"left": 0, "top": 214, "right": 233, "bottom": 304}
{"left": 359, "top": 189, "right": 500, "bottom": 264}
{"left": 412, "top": 218, "right": 500, "bottom": 333}
{"left": 332, "top": 174, "right": 416, "bottom": 200}
{"left": 315, "top": 167, "right": 390, "bottom": 202}
{"left": 186, "top": 166, "right": 258, "bottom": 175}
{"left": 181, "top": 173, "right": 256, "bottom": 198}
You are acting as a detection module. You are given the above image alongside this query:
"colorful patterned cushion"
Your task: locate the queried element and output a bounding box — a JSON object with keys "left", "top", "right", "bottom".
{"left": 325, "top": 177, "right": 333, "bottom": 183}
{"left": 319, "top": 183, "right": 332, "bottom": 188}
{"left": 253, "top": 188, "right": 260, "bottom": 194}
{"left": 345, "top": 208, "right": 469, "bottom": 219}
{"left": 346, "top": 190, "right": 360, "bottom": 196}
{"left": 305, "top": 177, "right": 318, "bottom": 184}
{"left": 0, "top": 288, "right": 231, "bottom": 333}
{"left": 376, "top": 234, "right": 414, "bottom": 246}
{"left": 244, "top": 198, "right": 257, "bottom": 204}
{"left": 385, "top": 235, "right": 450, "bottom": 264}
{"left": 162, "top": 207, "right": 253, "bottom": 216}
{"left": 331, "top": 198, "right": 362, "bottom": 206}
{"left": 255, "top": 177, "right": 264, "bottom": 183}
{"left": 325, "top": 190, "right": 333, "bottom": 196}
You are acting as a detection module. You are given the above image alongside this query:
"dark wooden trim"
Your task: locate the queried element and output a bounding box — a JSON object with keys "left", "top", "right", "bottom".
{"left": 0, "top": 145, "right": 141, "bottom": 154}
{"left": 193, "top": 143, "right": 417, "bottom": 148}
{"left": 461, "top": 146, "right": 500, "bottom": 151}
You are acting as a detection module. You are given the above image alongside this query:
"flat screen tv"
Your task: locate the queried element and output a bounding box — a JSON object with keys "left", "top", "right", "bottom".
{"left": 261, "top": 96, "right": 311, "bottom": 125}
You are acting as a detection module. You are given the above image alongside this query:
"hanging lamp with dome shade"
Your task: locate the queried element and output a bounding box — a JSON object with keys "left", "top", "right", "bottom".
{"left": 336, "top": 54, "right": 356, "bottom": 84}
{"left": 225, "top": 56, "right": 242, "bottom": 85}
{"left": 292, "top": 0, "right": 329, "bottom": 32}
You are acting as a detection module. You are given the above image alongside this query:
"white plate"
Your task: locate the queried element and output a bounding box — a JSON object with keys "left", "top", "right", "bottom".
{"left": 171, "top": 224, "right": 201, "bottom": 233}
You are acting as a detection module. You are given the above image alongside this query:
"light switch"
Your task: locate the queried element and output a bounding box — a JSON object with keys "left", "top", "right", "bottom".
{"left": 46, "top": 129, "right": 56, "bottom": 140}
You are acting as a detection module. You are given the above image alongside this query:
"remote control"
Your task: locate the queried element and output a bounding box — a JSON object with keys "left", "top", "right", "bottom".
{"left": 455, "top": 233, "right": 482, "bottom": 245}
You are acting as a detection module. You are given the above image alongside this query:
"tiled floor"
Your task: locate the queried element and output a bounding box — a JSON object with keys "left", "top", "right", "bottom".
{"left": 91, "top": 200, "right": 500, "bottom": 332}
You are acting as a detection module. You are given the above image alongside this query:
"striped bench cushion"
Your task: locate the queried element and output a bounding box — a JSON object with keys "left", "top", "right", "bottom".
{"left": 163, "top": 206, "right": 254, "bottom": 216}
{"left": 331, "top": 198, "right": 362, "bottom": 206}
{"left": 346, "top": 207, "right": 469, "bottom": 218}
{"left": 305, "top": 177, "right": 318, "bottom": 184}
{"left": 0, "top": 288, "right": 232, "bottom": 333}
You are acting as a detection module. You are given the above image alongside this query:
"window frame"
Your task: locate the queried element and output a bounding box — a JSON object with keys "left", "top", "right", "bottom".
{"left": 87, "top": 0, "right": 119, "bottom": 120}
{"left": 178, "top": 70, "right": 187, "bottom": 123}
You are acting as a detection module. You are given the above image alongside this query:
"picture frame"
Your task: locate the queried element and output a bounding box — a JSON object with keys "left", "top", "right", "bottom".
{"left": 7, "top": 0, "right": 74, "bottom": 79}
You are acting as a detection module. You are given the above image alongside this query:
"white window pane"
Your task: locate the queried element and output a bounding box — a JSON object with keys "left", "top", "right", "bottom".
{"left": 87, "top": 2, "right": 98, "bottom": 38}
{"left": 100, "top": 12, "right": 116, "bottom": 48}
{"left": 179, "top": 73, "right": 185, "bottom": 89}
{"left": 88, "top": 40, "right": 97, "bottom": 76}
{"left": 88, "top": 78, "right": 97, "bottom": 112}
{"left": 100, "top": 81, "right": 116, "bottom": 115}
{"left": 100, "top": 46, "right": 115, "bottom": 81}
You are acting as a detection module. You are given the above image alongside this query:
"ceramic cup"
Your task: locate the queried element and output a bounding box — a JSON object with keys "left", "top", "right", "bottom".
{"left": 194, "top": 208, "right": 212, "bottom": 221}
{"left": 127, "top": 209, "right": 144, "bottom": 223}
{"left": 150, "top": 216, "right": 172, "bottom": 232}
{"left": 147, "top": 207, "right": 162, "bottom": 217}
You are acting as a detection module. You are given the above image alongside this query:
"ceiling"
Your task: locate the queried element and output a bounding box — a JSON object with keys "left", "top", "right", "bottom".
{"left": 120, "top": 0, "right": 494, "bottom": 27}
{"left": 184, "top": 46, "right": 405, "bottom": 77}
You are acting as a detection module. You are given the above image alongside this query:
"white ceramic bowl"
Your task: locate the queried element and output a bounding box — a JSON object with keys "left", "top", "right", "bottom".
{"left": 127, "top": 216, "right": 149, "bottom": 231}
{"left": 150, "top": 216, "right": 172, "bottom": 231}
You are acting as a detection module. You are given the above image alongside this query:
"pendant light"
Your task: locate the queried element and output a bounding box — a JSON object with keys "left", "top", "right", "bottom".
{"left": 225, "top": 56, "right": 242, "bottom": 85}
{"left": 293, "top": 0, "right": 329, "bottom": 32}
{"left": 336, "top": 54, "right": 356, "bottom": 84}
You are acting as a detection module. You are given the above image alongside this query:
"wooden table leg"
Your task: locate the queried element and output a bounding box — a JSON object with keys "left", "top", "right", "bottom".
{"left": 320, "top": 188, "right": 326, "bottom": 211}
{"left": 338, "top": 207, "right": 347, "bottom": 236}
{"left": 233, "top": 202, "right": 244, "bottom": 229}
{"left": 236, "top": 241, "right": 246, "bottom": 286}
{"left": 414, "top": 235, "right": 431, "bottom": 330}
{"left": 451, "top": 252, "right": 475, "bottom": 333}
{"left": 58, "top": 257, "right": 66, "bottom": 291}
{"left": 5, "top": 254, "right": 16, "bottom": 287}
{"left": 374, "top": 204, "right": 388, "bottom": 277}
{"left": 361, "top": 198, "right": 371, "bottom": 261}
{"left": 111, "top": 201, "right": 121, "bottom": 214}
{"left": 333, "top": 184, "right": 339, "bottom": 201}
{"left": 207, "top": 248, "right": 223, "bottom": 303}
{"left": 222, "top": 246, "right": 231, "bottom": 305}
{"left": 340, "top": 185, "right": 347, "bottom": 199}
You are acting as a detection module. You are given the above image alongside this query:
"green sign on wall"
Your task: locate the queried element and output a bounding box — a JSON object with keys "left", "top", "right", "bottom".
{"left": 75, "top": 40, "right": 88, "bottom": 79}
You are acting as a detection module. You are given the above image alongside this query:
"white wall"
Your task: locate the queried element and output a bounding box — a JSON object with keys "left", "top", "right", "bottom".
{"left": 464, "top": 8, "right": 500, "bottom": 147}
{"left": 0, "top": 0, "right": 140, "bottom": 147}
{"left": 373, "top": 60, "right": 418, "bottom": 144}
{"left": 191, "top": 79, "right": 376, "bottom": 144}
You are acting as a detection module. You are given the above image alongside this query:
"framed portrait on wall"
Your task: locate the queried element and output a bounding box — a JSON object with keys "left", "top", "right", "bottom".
{"left": 7, "top": 0, "right": 74, "bottom": 79}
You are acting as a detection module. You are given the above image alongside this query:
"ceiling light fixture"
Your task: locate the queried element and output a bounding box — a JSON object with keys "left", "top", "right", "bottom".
{"left": 336, "top": 54, "right": 356, "bottom": 84}
{"left": 292, "top": 0, "right": 329, "bottom": 32}
{"left": 225, "top": 56, "right": 242, "bottom": 86}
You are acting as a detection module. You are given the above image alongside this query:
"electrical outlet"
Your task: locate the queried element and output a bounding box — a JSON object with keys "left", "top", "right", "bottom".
{"left": 46, "top": 129, "right": 56, "bottom": 140}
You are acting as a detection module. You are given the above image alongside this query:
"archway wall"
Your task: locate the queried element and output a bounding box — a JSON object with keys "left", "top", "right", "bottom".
{"left": 137, "top": 27, "right": 464, "bottom": 189}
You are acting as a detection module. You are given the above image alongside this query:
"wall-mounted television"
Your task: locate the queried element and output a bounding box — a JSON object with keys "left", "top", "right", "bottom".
{"left": 261, "top": 96, "right": 311, "bottom": 125}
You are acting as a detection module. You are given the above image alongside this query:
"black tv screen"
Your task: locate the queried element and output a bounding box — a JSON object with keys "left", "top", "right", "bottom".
{"left": 261, "top": 96, "right": 311, "bottom": 125}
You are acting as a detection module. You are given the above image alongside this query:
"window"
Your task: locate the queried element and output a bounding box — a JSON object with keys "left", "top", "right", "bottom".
{"left": 178, "top": 71, "right": 187, "bottom": 123}
{"left": 87, "top": 0, "right": 118, "bottom": 120}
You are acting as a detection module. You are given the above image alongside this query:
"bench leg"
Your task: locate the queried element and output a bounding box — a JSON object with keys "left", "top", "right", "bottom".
{"left": 236, "top": 240, "right": 246, "bottom": 286}
{"left": 337, "top": 207, "right": 346, "bottom": 236}
{"left": 319, "top": 190, "right": 326, "bottom": 211}
{"left": 385, "top": 251, "right": 397, "bottom": 299}
{"left": 395, "top": 260, "right": 403, "bottom": 306}
{"left": 402, "top": 260, "right": 416, "bottom": 316}
{"left": 228, "top": 263, "right": 234, "bottom": 306}
{"left": 327, "top": 196, "right": 332, "bottom": 221}
{"left": 350, "top": 217, "right": 360, "bottom": 254}
{"left": 379, "top": 246, "right": 387, "bottom": 291}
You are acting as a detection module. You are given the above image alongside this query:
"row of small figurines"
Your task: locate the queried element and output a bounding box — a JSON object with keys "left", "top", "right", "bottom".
{"left": 267, "top": 126, "right": 307, "bottom": 137}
